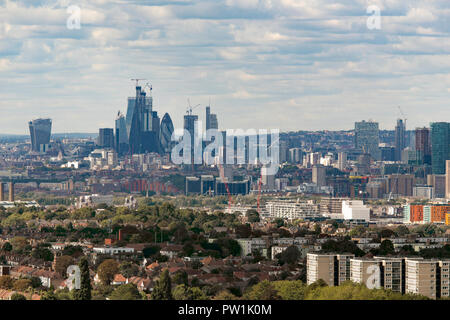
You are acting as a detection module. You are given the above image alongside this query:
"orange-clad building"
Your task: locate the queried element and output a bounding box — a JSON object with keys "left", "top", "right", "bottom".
{"left": 410, "top": 205, "right": 424, "bottom": 223}
{"left": 446, "top": 212, "right": 450, "bottom": 226}
{"left": 430, "top": 205, "right": 450, "bottom": 223}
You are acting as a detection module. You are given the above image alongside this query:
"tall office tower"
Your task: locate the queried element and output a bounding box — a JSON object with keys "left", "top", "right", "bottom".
{"left": 394, "top": 119, "right": 406, "bottom": 161}
{"left": 354, "top": 120, "right": 380, "bottom": 160}
{"left": 160, "top": 113, "right": 174, "bottom": 154}
{"left": 98, "top": 128, "right": 114, "bottom": 148}
{"left": 415, "top": 127, "right": 431, "bottom": 165}
{"left": 279, "top": 140, "right": 288, "bottom": 163}
{"left": 427, "top": 174, "right": 446, "bottom": 198}
{"left": 115, "top": 111, "right": 128, "bottom": 155}
{"left": 312, "top": 164, "right": 326, "bottom": 188}
{"left": 338, "top": 152, "right": 347, "bottom": 171}
{"left": 261, "top": 165, "right": 275, "bottom": 191}
{"left": 29, "top": 118, "right": 52, "bottom": 153}
{"left": 431, "top": 122, "right": 450, "bottom": 174}
{"left": 8, "top": 182, "right": 14, "bottom": 202}
{"left": 184, "top": 114, "right": 199, "bottom": 164}
{"left": 209, "top": 114, "right": 218, "bottom": 130}
{"left": 0, "top": 183, "right": 4, "bottom": 201}
{"left": 151, "top": 111, "right": 161, "bottom": 145}
{"left": 446, "top": 160, "right": 450, "bottom": 199}
{"left": 205, "top": 105, "right": 218, "bottom": 131}
{"left": 307, "top": 253, "right": 355, "bottom": 286}
{"left": 205, "top": 106, "right": 211, "bottom": 131}
{"left": 126, "top": 85, "right": 161, "bottom": 155}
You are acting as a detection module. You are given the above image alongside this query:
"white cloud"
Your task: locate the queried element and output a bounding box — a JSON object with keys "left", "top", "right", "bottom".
{"left": 0, "top": 0, "right": 450, "bottom": 133}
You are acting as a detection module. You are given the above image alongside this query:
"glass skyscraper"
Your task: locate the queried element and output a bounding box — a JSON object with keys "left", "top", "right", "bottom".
{"left": 354, "top": 120, "right": 380, "bottom": 161}
{"left": 124, "top": 85, "right": 161, "bottom": 155}
{"left": 29, "top": 118, "right": 52, "bottom": 153}
{"left": 431, "top": 122, "right": 450, "bottom": 174}
{"left": 394, "top": 119, "right": 406, "bottom": 161}
{"left": 160, "top": 113, "right": 174, "bottom": 154}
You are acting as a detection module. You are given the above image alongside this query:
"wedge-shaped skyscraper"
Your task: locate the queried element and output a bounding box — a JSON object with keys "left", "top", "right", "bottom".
{"left": 29, "top": 118, "right": 52, "bottom": 153}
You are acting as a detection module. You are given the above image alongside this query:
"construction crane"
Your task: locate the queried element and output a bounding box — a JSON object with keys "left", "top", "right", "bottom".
{"left": 217, "top": 163, "right": 233, "bottom": 210}
{"left": 131, "top": 78, "right": 147, "bottom": 87}
{"left": 397, "top": 106, "right": 407, "bottom": 122}
{"left": 186, "top": 98, "right": 201, "bottom": 115}
{"left": 257, "top": 172, "right": 263, "bottom": 213}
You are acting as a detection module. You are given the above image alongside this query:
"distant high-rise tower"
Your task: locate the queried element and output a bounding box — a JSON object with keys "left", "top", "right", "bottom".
{"left": 431, "top": 122, "right": 450, "bottom": 174}
{"left": 98, "top": 128, "right": 114, "bottom": 149}
{"left": 394, "top": 119, "right": 406, "bottom": 161}
{"left": 205, "top": 105, "right": 218, "bottom": 131}
{"left": 0, "top": 183, "right": 4, "bottom": 201}
{"left": 125, "top": 85, "right": 161, "bottom": 154}
{"left": 446, "top": 160, "right": 450, "bottom": 199}
{"left": 115, "top": 111, "right": 128, "bottom": 155}
{"left": 312, "top": 165, "right": 326, "bottom": 188}
{"left": 206, "top": 106, "right": 211, "bottom": 131}
{"left": 29, "top": 118, "right": 52, "bottom": 153}
{"left": 184, "top": 114, "right": 198, "bottom": 163}
{"left": 355, "top": 120, "right": 380, "bottom": 160}
{"left": 160, "top": 113, "right": 174, "bottom": 154}
{"left": 338, "top": 152, "right": 347, "bottom": 171}
{"left": 415, "top": 127, "right": 431, "bottom": 165}
{"left": 8, "top": 182, "right": 14, "bottom": 202}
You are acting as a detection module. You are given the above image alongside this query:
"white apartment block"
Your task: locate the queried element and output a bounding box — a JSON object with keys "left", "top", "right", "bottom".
{"left": 342, "top": 200, "right": 370, "bottom": 221}
{"left": 236, "top": 238, "right": 268, "bottom": 257}
{"left": 266, "top": 201, "right": 320, "bottom": 220}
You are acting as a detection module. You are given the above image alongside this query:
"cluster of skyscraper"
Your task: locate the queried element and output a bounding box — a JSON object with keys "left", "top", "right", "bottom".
{"left": 99, "top": 83, "right": 219, "bottom": 160}
{"left": 354, "top": 120, "right": 450, "bottom": 175}
{"left": 96, "top": 84, "right": 175, "bottom": 157}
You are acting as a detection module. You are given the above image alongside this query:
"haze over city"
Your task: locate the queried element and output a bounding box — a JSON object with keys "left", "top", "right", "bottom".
{"left": 1, "top": 0, "right": 450, "bottom": 134}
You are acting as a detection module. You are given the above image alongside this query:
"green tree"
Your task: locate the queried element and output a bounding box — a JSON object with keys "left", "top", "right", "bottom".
{"left": 172, "top": 285, "right": 207, "bottom": 300}
{"left": 55, "top": 255, "right": 74, "bottom": 278}
{"left": 119, "top": 261, "right": 139, "bottom": 278}
{"left": 244, "top": 280, "right": 281, "bottom": 300}
{"left": 395, "top": 225, "right": 410, "bottom": 236}
{"left": 73, "top": 257, "right": 92, "bottom": 300}
{"left": 109, "top": 283, "right": 142, "bottom": 300}
{"left": 97, "top": 259, "right": 119, "bottom": 286}
{"left": 32, "top": 247, "right": 54, "bottom": 262}
{"left": 151, "top": 269, "right": 173, "bottom": 300}
{"left": 272, "top": 280, "right": 306, "bottom": 300}
{"left": 378, "top": 239, "right": 395, "bottom": 255}
{"left": 13, "top": 279, "right": 32, "bottom": 291}
{"left": 246, "top": 210, "right": 260, "bottom": 223}
{"left": 30, "top": 277, "right": 42, "bottom": 288}
{"left": 41, "top": 290, "right": 58, "bottom": 300}
{"left": 277, "top": 246, "right": 301, "bottom": 265}
{"left": 2, "top": 242, "right": 12, "bottom": 251}
{"left": 10, "top": 236, "right": 29, "bottom": 254}
{"left": 213, "top": 290, "right": 238, "bottom": 300}
{"left": 172, "top": 270, "right": 188, "bottom": 286}
{"left": 0, "top": 275, "right": 13, "bottom": 289}
{"left": 10, "top": 293, "right": 27, "bottom": 300}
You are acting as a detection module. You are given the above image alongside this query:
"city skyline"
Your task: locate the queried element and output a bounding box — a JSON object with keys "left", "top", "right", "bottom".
{"left": 1, "top": 1, "right": 450, "bottom": 134}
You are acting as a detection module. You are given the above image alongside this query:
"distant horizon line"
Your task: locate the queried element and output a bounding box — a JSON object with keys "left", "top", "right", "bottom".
{"left": 0, "top": 128, "right": 420, "bottom": 137}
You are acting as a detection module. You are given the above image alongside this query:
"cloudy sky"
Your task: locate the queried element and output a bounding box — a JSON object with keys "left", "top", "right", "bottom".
{"left": 0, "top": 0, "right": 449, "bottom": 134}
